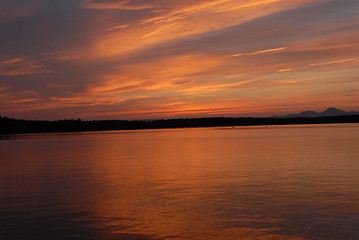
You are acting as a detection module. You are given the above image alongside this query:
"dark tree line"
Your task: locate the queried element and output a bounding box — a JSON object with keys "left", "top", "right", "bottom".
{"left": 1, "top": 115, "right": 359, "bottom": 134}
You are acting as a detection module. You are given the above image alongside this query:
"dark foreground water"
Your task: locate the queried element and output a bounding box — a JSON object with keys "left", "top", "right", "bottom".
{"left": 1, "top": 124, "right": 358, "bottom": 240}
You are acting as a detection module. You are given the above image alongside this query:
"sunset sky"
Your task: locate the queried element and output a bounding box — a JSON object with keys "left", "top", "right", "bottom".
{"left": 1, "top": 0, "right": 358, "bottom": 120}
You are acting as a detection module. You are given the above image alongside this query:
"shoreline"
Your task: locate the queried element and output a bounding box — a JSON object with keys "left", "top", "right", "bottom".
{"left": 1, "top": 115, "right": 359, "bottom": 135}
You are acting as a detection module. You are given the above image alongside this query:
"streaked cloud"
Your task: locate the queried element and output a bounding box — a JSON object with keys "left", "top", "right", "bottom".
{"left": 309, "top": 58, "right": 358, "bottom": 67}
{"left": 0, "top": 0, "right": 39, "bottom": 23}
{"left": 233, "top": 47, "right": 288, "bottom": 57}
{"left": 278, "top": 69, "right": 293, "bottom": 73}
{"left": 0, "top": 57, "right": 52, "bottom": 76}
{"left": 103, "top": 24, "right": 129, "bottom": 32}
{"left": 80, "top": 0, "right": 153, "bottom": 10}
{"left": 91, "top": 0, "right": 315, "bottom": 56}
{"left": 0, "top": 0, "right": 358, "bottom": 119}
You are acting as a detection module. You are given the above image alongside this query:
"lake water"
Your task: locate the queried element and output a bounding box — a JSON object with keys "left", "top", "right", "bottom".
{"left": 1, "top": 124, "right": 358, "bottom": 240}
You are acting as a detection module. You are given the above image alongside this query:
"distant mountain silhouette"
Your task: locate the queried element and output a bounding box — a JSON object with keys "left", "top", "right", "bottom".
{"left": 274, "top": 107, "right": 359, "bottom": 118}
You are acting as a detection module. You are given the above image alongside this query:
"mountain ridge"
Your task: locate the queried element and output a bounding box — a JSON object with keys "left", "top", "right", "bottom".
{"left": 273, "top": 107, "right": 359, "bottom": 118}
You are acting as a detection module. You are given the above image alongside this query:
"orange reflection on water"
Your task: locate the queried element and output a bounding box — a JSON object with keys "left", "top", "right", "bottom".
{"left": 1, "top": 125, "right": 359, "bottom": 239}
{"left": 78, "top": 126, "right": 359, "bottom": 239}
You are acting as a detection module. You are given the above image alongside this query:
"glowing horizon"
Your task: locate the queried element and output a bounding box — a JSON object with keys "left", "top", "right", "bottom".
{"left": 0, "top": 0, "right": 358, "bottom": 120}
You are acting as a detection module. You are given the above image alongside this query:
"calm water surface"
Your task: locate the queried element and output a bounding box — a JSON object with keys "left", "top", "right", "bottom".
{"left": 1, "top": 124, "right": 359, "bottom": 240}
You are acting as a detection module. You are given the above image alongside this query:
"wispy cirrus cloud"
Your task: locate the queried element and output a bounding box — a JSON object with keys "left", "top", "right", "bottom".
{"left": 90, "top": 0, "right": 316, "bottom": 57}
{"left": 103, "top": 24, "right": 129, "bottom": 32}
{"left": 0, "top": 0, "right": 359, "bottom": 120}
{"left": 80, "top": 0, "right": 153, "bottom": 10}
{"left": 233, "top": 47, "right": 288, "bottom": 57}
{"left": 0, "top": 57, "right": 52, "bottom": 76}
{"left": 0, "top": 0, "right": 40, "bottom": 23}
{"left": 309, "top": 58, "right": 359, "bottom": 67}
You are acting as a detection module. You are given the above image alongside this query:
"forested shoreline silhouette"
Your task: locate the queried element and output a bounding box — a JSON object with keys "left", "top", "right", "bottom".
{"left": 1, "top": 115, "right": 359, "bottom": 134}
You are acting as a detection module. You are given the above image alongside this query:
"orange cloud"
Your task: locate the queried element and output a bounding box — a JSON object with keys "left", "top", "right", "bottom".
{"left": 233, "top": 47, "right": 288, "bottom": 57}
{"left": 0, "top": 85, "right": 9, "bottom": 92}
{"left": 0, "top": 57, "right": 52, "bottom": 76}
{"left": 0, "top": 1, "right": 39, "bottom": 23}
{"left": 2, "top": 0, "right": 359, "bottom": 120}
{"left": 80, "top": 0, "right": 152, "bottom": 10}
{"left": 278, "top": 68, "right": 293, "bottom": 72}
{"left": 88, "top": 53, "right": 226, "bottom": 96}
{"left": 103, "top": 24, "right": 129, "bottom": 32}
{"left": 41, "top": 52, "right": 81, "bottom": 62}
{"left": 91, "top": 0, "right": 314, "bottom": 57}
{"left": 140, "top": 0, "right": 233, "bottom": 24}
{"left": 309, "top": 58, "right": 358, "bottom": 67}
